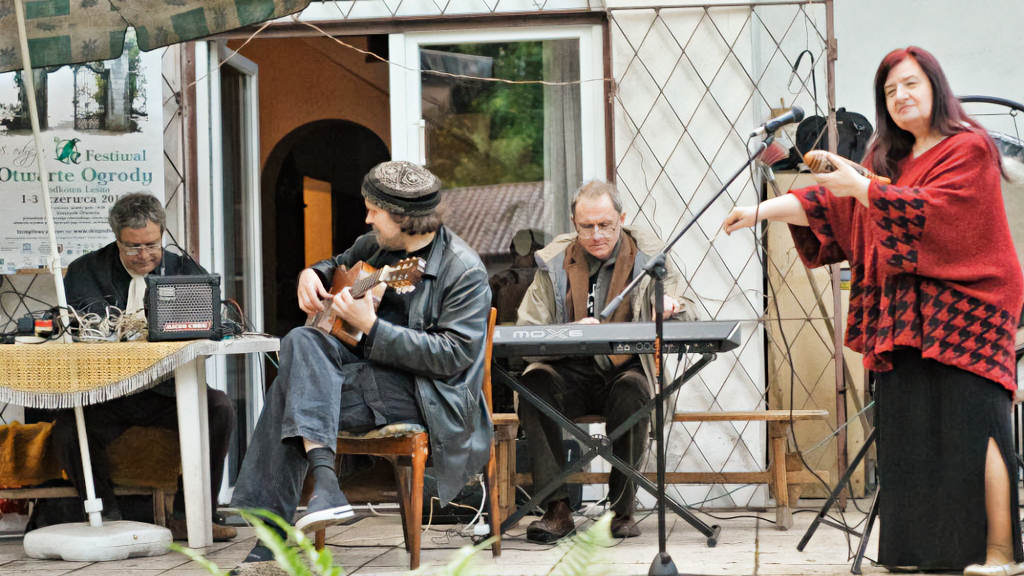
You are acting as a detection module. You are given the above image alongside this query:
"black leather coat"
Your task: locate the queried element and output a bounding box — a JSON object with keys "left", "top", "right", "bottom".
{"left": 310, "top": 226, "right": 493, "bottom": 505}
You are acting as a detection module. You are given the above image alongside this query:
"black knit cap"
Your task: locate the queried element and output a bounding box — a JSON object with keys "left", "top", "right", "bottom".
{"left": 361, "top": 161, "right": 443, "bottom": 217}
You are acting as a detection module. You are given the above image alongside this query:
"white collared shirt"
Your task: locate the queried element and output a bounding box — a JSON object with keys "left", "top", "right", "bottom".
{"left": 120, "top": 257, "right": 147, "bottom": 315}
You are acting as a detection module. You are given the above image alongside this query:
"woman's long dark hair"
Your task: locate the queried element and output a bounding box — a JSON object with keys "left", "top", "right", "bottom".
{"left": 863, "top": 46, "right": 1002, "bottom": 179}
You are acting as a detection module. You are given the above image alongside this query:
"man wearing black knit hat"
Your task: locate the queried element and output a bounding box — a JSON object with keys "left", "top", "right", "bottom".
{"left": 231, "top": 161, "right": 492, "bottom": 566}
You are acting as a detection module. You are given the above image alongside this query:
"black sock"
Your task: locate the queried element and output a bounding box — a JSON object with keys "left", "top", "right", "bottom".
{"left": 306, "top": 447, "right": 338, "bottom": 489}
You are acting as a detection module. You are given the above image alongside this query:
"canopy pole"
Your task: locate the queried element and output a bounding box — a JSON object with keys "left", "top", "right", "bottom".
{"left": 14, "top": 0, "right": 104, "bottom": 527}
{"left": 12, "top": 0, "right": 72, "bottom": 340}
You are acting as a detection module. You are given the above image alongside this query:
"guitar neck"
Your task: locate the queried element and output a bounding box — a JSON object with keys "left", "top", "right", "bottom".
{"left": 350, "top": 268, "right": 385, "bottom": 299}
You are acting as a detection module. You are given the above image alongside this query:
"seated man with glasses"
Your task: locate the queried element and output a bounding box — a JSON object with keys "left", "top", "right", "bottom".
{"left": 516, "top": 180, "right": 695, "bottom": 543}
{"left": 49, "top": 192, "right": 238, "bottom": 541}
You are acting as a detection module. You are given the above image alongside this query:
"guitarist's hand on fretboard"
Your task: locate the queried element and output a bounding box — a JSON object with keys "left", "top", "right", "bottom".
{"left": 331, "top": 287, "right": 378, "bottom": 335}
{"left": 305, "top": 258, "right": 424, "bottom": 346}
{"left": 298, "top": 268, "right": 333, "bottom": 314}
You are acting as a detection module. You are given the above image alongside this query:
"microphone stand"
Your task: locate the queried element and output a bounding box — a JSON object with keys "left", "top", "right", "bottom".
{"left": 600, "top": 133, "right": 773, "bottom": 576}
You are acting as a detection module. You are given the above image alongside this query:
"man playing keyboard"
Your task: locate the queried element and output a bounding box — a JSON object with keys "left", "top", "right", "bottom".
{"left": 515, "top": 180, "right": 695, "bottom": 543}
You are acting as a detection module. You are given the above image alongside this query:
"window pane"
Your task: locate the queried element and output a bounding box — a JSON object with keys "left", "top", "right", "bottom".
{"left": 421, "top": 40, "right": 582, "bottom": 269}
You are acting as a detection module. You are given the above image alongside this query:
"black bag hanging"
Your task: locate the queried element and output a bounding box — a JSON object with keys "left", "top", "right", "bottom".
{"left": 795, "top": 108, "right": 874, "bottom": 162}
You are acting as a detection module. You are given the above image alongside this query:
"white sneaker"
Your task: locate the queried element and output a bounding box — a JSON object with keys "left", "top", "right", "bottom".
{"left": 294, "top": 488, "right": 354, "bottom": 533}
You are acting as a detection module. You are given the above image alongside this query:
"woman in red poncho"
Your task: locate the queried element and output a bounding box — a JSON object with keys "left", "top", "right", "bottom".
{"left": 724, "top": 46, "right": 1024, "bottom": 575}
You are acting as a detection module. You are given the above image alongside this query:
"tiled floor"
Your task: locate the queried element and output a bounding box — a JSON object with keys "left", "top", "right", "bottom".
{"left": 0, "top": 500, "right": 915, "bottom": 576}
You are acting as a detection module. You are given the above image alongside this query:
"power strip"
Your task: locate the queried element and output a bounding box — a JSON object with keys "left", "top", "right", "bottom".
{"left": 17, "top": 315, "right": 34, "bottom": 334}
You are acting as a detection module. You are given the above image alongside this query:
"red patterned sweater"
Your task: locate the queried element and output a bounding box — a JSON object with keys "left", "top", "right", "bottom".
{"left": 789, "top": 131, "right": 1024, "bottom": 390}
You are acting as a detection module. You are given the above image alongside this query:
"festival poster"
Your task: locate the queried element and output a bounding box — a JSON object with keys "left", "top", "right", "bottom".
{"left": 0, "top": 30, "right": 163, "bottom": 273}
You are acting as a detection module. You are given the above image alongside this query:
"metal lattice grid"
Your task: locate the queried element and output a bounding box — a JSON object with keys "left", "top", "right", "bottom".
{"left": 162, "top": 45, "right": 187, "bottom": 242}
{"left": 610, "top": 2, "right": 848, "bottom": 509}
{"left": 293, "top": 0, "right": 596, "bottom": 21}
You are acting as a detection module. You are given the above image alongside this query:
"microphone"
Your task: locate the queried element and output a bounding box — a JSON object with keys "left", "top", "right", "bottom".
{"left": 751, "top": 106, "right": 804, "bottom": 137}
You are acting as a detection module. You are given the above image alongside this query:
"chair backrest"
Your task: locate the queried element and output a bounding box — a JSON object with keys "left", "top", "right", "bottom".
{"left": 482, "top": 307, "right": 498, "bottom": 414}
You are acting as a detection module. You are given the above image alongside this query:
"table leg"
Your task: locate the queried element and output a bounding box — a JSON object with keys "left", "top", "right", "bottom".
{"left": 769, "top": 422, "right": 792, "bottom": 530}
{"left": 175, "top": 357, "right": 213, "bottom": 548}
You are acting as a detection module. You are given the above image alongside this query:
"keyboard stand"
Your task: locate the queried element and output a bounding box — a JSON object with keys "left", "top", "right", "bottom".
{"left": 494, "top": 352, "right": 723, "bottom": 546}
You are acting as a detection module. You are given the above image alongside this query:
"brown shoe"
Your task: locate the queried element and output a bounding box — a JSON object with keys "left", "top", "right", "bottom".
{"left": 526, "top": 499, "right": 575, "bottom": 544}
{"left": 168, "top": 516, "right": 238, "bottom": 542}
{"left": 610, "top": 514, "right": 641, "bottom": 538}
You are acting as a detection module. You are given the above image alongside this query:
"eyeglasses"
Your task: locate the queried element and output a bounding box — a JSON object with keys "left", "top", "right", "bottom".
{"left": 575, "top": 220, "right": 619, "bottom": 239}
{"left": 118, "top": 240, "right": 162, "bottom": 256}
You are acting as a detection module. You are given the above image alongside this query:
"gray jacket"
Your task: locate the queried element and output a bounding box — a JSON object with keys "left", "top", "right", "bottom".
{"left": 311, "top": 227, "right": 493, "bottom": 504}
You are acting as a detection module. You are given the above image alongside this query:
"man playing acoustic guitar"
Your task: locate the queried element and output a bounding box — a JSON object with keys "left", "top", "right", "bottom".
{"left": 231, "top": 161, "right": 493, "bottom": 566}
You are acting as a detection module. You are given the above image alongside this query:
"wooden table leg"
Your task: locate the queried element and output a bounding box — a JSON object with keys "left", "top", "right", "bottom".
{"left": 769, "top": 421, "right": 792, "bottom": 530}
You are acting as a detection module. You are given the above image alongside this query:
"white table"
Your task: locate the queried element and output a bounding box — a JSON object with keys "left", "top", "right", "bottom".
{"left": 173, "top": 335, "right": 279, "bottom": 548}
{"left": 0, "top": 335, "right": 279, "bottom": 551}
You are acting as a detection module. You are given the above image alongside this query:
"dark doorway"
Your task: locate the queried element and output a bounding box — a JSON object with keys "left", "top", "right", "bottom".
{"left": 261, "top": 120, "right": 390, "bottom": 338}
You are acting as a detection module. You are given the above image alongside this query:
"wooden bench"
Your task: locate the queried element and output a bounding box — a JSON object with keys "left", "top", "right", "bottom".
{"left": 494, "top": 409, "right": 830, "bottom": 530}
{"left": 0, "top": 424, "right": 180, "bottom": 529}
{"left": 0, "top": 486, "right": 170, "bottom": 527}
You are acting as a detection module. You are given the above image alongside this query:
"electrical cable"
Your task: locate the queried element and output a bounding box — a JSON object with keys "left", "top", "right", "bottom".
{"left": 751, "top": 135, "right": 862, "bottom": 558}
{"left": 162, "top": 227, "right": 205, "bottom": 275}
{"left": 364, "top": 502, "right": 399, "bottom": 517}
{"left": 0, "top": 274, "right": 52, "bottom": 333}
{"left": 458, "top": 474, "right": 487, "bottom": 539}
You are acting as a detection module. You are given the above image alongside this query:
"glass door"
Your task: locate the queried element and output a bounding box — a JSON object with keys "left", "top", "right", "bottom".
{"left": 390, "top": 26, "right": 606, "bottom": 264}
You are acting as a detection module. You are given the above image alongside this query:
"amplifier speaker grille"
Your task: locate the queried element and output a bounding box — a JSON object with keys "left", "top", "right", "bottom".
{"left": 146, "top": 275, "right": 221, "bottom": 341}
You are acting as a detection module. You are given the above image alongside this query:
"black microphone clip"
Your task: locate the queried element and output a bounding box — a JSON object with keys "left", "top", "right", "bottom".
{"left": 751, "top": 106, "right": 804, "bottom": 137}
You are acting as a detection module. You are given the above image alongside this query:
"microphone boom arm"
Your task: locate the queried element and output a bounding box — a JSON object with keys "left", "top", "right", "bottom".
{"left": 599, "top": 134, "right": 773, "bottom": 321}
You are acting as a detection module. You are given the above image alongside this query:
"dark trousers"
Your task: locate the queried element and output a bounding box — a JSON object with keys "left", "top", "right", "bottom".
{"left": 875, "top": 348, "right": 1023, "bottom": 570}
{"left": 517, "top": 357, "right": 651, "bottom": 516}
{"left": 231, "top": 327, "right": 422, "bottom": 522}
{"left": 51, "top": 385, "right": 235, "bottom": 517}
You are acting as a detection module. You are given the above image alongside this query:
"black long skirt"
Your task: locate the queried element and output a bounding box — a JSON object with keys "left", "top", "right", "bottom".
{"left": 876, "top": 348, "right": 1023, "bottom": 570}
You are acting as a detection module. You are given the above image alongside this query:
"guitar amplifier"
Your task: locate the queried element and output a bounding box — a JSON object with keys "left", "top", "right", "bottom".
{"left": 146, "top": 274, "right": 221, "bottom": 341}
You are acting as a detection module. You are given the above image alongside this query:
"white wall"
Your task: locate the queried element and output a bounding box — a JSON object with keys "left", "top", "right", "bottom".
{"left": 833, "top": 0, "right": 1024, "bottom": 126}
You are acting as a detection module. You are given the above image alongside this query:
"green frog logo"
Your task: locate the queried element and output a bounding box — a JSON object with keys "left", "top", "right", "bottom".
{"left": 54, "top": 137, "right": 81, "bottom": 165}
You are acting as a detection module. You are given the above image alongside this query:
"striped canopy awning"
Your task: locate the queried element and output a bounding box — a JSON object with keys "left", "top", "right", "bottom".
{"left": 0, "top": 0, "right": 311, "bottom": 73}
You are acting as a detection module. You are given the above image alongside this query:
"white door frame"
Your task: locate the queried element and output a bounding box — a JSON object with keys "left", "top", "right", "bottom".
{"left": 195, "top": 42, "right": 265, "bottom": 500}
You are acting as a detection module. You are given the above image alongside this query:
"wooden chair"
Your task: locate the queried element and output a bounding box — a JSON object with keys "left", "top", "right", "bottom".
{"left": 314, "top": 308, "right": 501, "bottom": 569}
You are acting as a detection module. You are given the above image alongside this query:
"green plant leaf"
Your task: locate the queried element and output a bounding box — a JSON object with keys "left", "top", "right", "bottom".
{"left": 549, "top": 512, "right": 614, "bottom": 576}
{"left": 168, "top": 542, "right": 229, "bottom": 576}
{"left": 238, "top": 509, "right": 346, "bottom": 576}
{"left": 239, "top": 509, "right": 312, "bottom": 576}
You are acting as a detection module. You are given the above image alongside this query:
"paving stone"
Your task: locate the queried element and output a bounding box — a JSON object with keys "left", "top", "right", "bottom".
{"left": 0, "top": 499, "right": 968, "bottom": 576}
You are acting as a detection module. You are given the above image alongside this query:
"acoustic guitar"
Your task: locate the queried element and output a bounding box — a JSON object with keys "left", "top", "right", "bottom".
{"left": 307, "top": 257, "right": 425, "bottom": 346}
